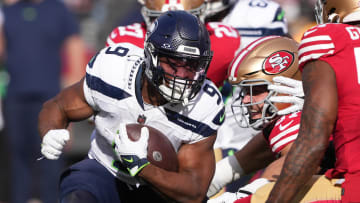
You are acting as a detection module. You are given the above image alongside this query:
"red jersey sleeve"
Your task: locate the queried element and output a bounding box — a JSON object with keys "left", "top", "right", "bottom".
{"left": 269, "top": 111, "right": 301, "bottom": 154}
{"left": 206, "top": 22, "right": 241, "bottom": 87}
{"left": 106, "top": 23, "right": 147, "bottom": 49}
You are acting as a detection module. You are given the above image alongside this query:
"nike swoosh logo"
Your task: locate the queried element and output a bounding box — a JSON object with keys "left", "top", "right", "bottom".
{"left": 303, "top": 29, "right": 318, "bottom": 37}
{"left": 122, "top": 157, "right": 134, "bottom": 163}
{"left": 279, "top": 120, "right": 294, "bottom": 131}
{"left": 220, "top": 113, "right": 225, "bottom": 123}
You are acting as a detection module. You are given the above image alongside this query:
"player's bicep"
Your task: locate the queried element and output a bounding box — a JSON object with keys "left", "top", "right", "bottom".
{"left": 177, "top": 134, "right": 217, "bottom": 192}
{"left": 54, "top": 77, "right": 94, "bottom": 121}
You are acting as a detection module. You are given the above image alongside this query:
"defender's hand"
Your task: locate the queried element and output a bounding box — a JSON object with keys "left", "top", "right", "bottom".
{"left": 209, "top": 178, "right": 270, "bottom": 203}
{"left": 268, "top": 76, "right": 304, "bottom": 115}
{"left": 207, "top": 192, "right": 241, "bottom": 203}
{"left": 207, "top": 155, "right": 243, "bottom": 198}
{"left": 114, "top": 123, "right": 150, "bottom": 176}
{"left": 41, "top": 129, "right": 70, "bottom": 160}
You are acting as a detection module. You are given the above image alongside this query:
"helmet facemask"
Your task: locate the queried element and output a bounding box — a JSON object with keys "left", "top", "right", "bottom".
{"left": 314, "top": 0, "right": 340, "bottom": 24}
{"left": 314, "top": 0, "right": 325, "bottom": 24}
{"left": 231, "top": 79, "right": 278, "bottom": 130}
{"left": 314, "top": 0, "right": 360, "bottom": 24}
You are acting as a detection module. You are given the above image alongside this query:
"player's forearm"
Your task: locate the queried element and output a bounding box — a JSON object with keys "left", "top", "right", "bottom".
{"left": 267, "top": 123, "right": 329, "bottom": 202}
{"left": 266, "top": 112, "right": 330, "bottom": 203}
{"left": 260, "top": 155, "right": 285, "bottom": 181}
{"left": 236, "top": 133, "right": 275, "bottom": 174}
{"left": 38, "top": 98, "right": 69, "bottom": 138}
{"left": 266, "top": 140, "right": 326, "bottom": 202}
{"left": 139, "top": 164, "right": 209, "bottom": 202}
{"left": 38, "top": 80, "right": 93, "bottom": 138}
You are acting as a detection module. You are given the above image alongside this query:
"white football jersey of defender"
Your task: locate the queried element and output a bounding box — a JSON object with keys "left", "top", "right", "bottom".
{"left": 222, "top": 0, "right": 288, "bottom": 48}
{"left": 83, "top": 43, "right": 225, "bottom": 185}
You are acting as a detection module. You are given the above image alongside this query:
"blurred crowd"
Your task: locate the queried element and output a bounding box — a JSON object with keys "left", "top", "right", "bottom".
{"left": 0, "top": 0, "right": 320, "bottom": 202}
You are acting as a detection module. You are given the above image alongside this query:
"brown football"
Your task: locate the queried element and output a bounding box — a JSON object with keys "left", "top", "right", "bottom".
{"left": 126, "top": 123, "right": 178, "bottom": 172}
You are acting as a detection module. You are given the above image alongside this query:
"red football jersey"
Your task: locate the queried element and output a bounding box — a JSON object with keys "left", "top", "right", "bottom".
{"left": 106, "top": 23, "right": 147, "bottom": 49}
{"left": 205, "top": 22, "right": 241, "bottom": 87}
{"left": 299, "top": 23, "right": 360, "bottom": 176}
{"left": 268, "top": 111, "right": 301, "bottom": 154}
{"left": 106, "top": 22, "right": 241, "bottom": 87}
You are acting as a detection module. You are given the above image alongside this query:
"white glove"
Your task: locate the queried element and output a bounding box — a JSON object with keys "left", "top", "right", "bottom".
{"left": 207, "top": 192, "right": 239, "bottom": 203}
{"left": 207, "top": 178, "right": 269, "bottom": 203}
{"left": 41, "top": 129, "right": 70, "bottom": 160}
{"left": 268, "top": 76, "right": 304, "bottom": 115}
{"left": 207, "top": 155, "right": 244, "bottom": 198}
{"left": 113, "top": 123, "right": 150, "bottom": 176}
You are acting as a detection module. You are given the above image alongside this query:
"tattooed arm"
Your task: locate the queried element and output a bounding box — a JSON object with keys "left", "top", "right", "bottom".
{"left": 266, "top": 60, "right": 338, "bottom": 203}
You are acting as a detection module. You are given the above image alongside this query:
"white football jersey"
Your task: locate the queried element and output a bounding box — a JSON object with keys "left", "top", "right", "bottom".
{"left": 223, "top": 0, "right": 288, "bottom": 48}
{"left": 83, "top": 43, "right": 225, "bottom": 185}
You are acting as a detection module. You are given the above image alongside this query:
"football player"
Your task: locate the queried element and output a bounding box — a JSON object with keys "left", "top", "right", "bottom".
{"left": 204, "top": 1, "right": 293, "bottom": 188}
{"left": 38, "top": 11, "right": 225, "bottom": 203}
{"left": 207, "top": 36, "right": 337, "bottom": 203}
{"left": 207, "top": 36, "right": 301, "bottom": 201}
{"left": 105, "top": 3, "right": 245, "bottom": 195}
{"left": 206, "top": 0, "right": 289, "bottom": 48}
{"left": 267, "top": 0, "right": 360, "bottom": 202}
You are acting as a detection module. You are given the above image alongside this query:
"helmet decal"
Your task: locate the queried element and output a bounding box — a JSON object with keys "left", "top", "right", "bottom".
{"left": 263, "top": 51, "right": 294, "bottom": 75}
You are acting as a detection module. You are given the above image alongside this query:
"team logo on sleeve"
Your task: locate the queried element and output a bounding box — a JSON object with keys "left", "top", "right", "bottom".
{"left": 262, "top": 51, "right": 294, "bottom": 74}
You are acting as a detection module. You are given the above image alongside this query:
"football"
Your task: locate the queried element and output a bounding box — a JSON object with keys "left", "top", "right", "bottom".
{"left": 126, "top": 123, "right": 178, "bottom": 172}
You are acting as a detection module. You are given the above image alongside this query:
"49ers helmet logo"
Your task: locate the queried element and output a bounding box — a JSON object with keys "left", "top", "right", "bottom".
{"left": 263, "top": 50, "right": 294, "bottom": 74}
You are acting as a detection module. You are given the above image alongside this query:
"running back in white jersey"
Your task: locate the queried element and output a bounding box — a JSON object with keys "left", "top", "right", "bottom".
{"left": 223, "top": 0, "right": 288, "bottom": 48}
{"left": 83, "top": 43, "right": 225, "bottom": 185}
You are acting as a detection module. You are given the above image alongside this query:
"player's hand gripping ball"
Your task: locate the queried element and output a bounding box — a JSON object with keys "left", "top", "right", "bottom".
{"left": 125, "top": 123, "right": 178, "bottom": 172}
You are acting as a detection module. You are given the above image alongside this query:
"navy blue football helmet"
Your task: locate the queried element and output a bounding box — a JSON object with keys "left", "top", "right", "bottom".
{"left": 144, "top": 10, "right": 213, "bottom": 104}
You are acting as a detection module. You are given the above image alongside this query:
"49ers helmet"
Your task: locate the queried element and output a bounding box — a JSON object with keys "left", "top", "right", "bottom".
{"left": 138, "top": 0, "right": 206, "bottom": 27}
{"left": 228, "top": 36, "right": 301, "bottom": 129}
{"left": 315, "top": 0, "right": 360, "bottom": 24}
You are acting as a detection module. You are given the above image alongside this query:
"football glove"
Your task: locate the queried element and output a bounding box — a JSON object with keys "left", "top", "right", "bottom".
{"left": 207, "top": 155, "right": 244, "bottom": 198}
{"left": 113, "top": 123, "right": 150, "bottom": 176}
{"left": 41, "top": 129, "right": 70, "bottom": 160}
{"left": 207, "top": 178, "right": 269, "bottom": 203}
{"left": 268, "top": 76, "right": 304, "bottom": 115}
